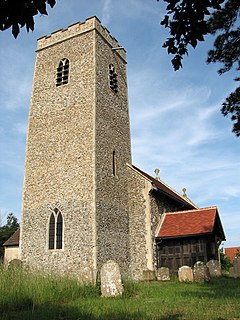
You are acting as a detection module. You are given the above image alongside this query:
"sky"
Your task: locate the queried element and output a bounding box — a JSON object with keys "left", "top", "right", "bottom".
{"left": 0, "top": 0, "right": 239, "bottom": 248}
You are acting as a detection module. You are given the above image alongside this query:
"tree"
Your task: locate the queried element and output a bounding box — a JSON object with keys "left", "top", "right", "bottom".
{"left": 159, "top": 0, "right": 240, "bottom": 136}
{"left": 0, "top": 213, "right": 19, "bottom": 260}
{"left": 0, "top": 0, "right": 56, "bottom": 38}
{"left": 220, "top": 249, "right": 232, "bottom": 271}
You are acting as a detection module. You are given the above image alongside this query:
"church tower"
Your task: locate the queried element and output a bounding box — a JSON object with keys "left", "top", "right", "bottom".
{"left": 20, "top": 17, "right": 132, "bottom": 281}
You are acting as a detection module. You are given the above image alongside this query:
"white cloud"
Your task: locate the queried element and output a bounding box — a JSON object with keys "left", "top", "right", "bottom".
{"left": 102, "top": 0, "right": 112, "bottom": 25}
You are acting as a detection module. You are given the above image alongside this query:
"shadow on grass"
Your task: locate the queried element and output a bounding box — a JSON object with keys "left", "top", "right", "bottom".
{"left": 180, "top": 277, "right": 240, "bottom": 299}
{"left": 0, "top": 303, "right": 183, "bottom": 320}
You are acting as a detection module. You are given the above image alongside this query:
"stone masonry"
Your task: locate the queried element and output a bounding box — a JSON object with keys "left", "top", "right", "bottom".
{"left": 20, "top": 17, "right": 131, "bottom": 281}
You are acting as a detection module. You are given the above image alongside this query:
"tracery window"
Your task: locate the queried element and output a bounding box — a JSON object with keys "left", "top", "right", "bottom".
{"left": 48, "top": 208, "right": 63, "bottom": 250}
{"left": 56, "top": 58, "right": 69, "bottom": 86}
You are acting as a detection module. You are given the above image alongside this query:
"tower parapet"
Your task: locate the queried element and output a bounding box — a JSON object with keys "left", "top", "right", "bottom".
{"left": 37, "top": 16, "right": 126, "bottom": 62}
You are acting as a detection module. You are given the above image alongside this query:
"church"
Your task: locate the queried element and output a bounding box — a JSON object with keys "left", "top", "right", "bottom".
{"left": 4, "top": 17, "right": 225, "bottom": 281}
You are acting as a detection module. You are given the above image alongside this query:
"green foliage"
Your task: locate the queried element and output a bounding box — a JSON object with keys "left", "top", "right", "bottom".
{"left": 159, "top": 0, "right": 225, "bottom": 71}
{"left": 0, "top": 0, "right": 56, "bottom": 38}
{"left": 221, "top": 86, "right": 240, "bottom": 136}
{"left": 0, "top": 213, "right": 19, "bottom": 259}
{"left": 207, "top": 0, "right": 240, "bottom": 136}
{"left": 220, "top": 250, "right": 232, "bottom": 271}
{"left": 160, "top": 0, "right": 240, "bottom": 136}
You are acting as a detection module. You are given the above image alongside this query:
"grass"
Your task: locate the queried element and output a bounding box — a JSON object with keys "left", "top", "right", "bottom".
{"left": 0, "top": 265, "right": 239, "bottom": 320}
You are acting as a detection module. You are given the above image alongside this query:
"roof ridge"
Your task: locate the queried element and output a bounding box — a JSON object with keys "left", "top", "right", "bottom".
{"left": 165, "top": 206, "right": 217, "bottom": 215}
{"left": 129, "top": 164, "right": 198, "bottom": 209}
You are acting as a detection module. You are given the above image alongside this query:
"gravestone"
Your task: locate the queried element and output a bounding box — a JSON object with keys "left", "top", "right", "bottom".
{"left": 157, "top": 267, "right": 170, "bottom": 281}
{"left": 233, "top": 258, "right": 240, "bottom": 278}
{"left": 193, "top": 261, "right": 210, "bottom": 282}
{"left": 100, "top": 260, "right": 123, "bottom": 297}
{"left": 206, "top": 260, "right": 221, "bottom": 277}
{"left": 8, "top": 259, "right": 22, "bottom": 269}
{"left": 142, "top": 269, "right": 156, "bottom": 281}
{"left": 178, "top": 266, "right": 193, "bottom": 282}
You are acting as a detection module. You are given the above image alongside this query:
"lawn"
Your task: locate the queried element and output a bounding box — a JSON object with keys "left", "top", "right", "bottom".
{"left": 0, "top": 266, "right": 239, "bottom": 320}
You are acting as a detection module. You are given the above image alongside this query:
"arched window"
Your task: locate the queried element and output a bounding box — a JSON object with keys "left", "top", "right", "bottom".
{"left": 56, "top": 58, "right": 69, "bottom": 86}
{"left": 48, "top": 213, "right": 55, "bottom": 250}
{"left": 56, "top": 212, "right": 63, "bottom": 249}
{"left": 109, "top": 64, "right": 118, "bottom": 93}
{"left": 48, "top": 208, "right": 63, "bottom": 250}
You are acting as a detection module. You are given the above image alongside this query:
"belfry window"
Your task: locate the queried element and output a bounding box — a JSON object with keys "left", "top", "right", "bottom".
{"left": 56, "top": 58, "right": 69, "bottom": 86}
{"left": 109, "top": 64, "right": 118, "bottom": 93}
{"left": 48, "top": 208, "right": 63, "bottom": 250}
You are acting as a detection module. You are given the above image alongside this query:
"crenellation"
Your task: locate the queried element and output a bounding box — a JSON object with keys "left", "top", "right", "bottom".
{"left": 37, "top": 16, "right": 126, "bottom": 61}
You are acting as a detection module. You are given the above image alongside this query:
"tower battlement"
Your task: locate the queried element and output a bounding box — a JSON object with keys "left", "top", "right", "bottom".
{"left": 37, "top": 16, "right": 126, "bottom": 61}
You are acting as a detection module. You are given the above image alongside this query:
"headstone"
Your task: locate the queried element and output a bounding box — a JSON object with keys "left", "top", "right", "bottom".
{"left": 233, "top": 258, "right": 240, "bottom": 278}
{"left": 142, "top": 269, "right": 156, "bottom": 281}
{"left": 193, "top": 261, "right": 210, "bottom": 282}
{"left": 206, "top": 260, "right": 221, "bottom": 277}
{"left": 157, "top": 267, "right": 170, "bottom": 281}
{"left": 8, "top": 259, "right": 22, "bottom": 269}
{"left": 178, "top": 266, "right": 193, "bottom": 282}
{"left": 100, "top": 260, "right": 123, "bottom": 297}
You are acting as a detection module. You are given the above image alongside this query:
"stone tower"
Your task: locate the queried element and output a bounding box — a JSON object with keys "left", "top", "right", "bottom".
{"left": 20, "top": 17, "right": 132, "bottom": 281}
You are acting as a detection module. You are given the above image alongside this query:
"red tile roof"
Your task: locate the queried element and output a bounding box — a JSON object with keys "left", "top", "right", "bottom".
{"left": 131, "top": 165, "right": 197, "bottom": 209}
{"left": 156, "top": 207, "right": 225, "bottom": 239}
{"left": 3, "top": 228, "right": 20, "bottom": 246}
{"left": 225, "top": 247, "right": 240, "bottom": 262}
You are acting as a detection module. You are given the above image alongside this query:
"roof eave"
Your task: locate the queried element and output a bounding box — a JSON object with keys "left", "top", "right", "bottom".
{"left": 156, "top": 232, "right": 214, "bottom": 240}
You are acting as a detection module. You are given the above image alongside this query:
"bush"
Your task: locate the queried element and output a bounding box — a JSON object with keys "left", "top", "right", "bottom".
{"left": 220, "top": 251, "right": 232, "bottom": 271}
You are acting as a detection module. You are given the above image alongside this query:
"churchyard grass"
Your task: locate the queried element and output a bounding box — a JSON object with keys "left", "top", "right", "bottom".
{"left": 0, "top": 265, "right": 239, "bottom": 320}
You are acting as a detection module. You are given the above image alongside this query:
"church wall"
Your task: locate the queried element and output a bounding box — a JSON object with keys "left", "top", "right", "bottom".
{"left": 94, "top": 31, "right": 132, "bottom": 274}
{"left": 128, "top": 167, "right": 152, "bottom": 280}
{"left": 20, "top": 25, "right": 97, "bottom": 280}
{"left": 4, "top": 246, "right": 20, "bottom": 265}
{"left": 128, "top": 167, "right": 192, "bottom": 280}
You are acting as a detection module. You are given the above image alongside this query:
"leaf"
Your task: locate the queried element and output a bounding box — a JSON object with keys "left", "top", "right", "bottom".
{"left": 12, "top": 23, "right": 20, "bottom": 38}
{"left": 48, "top": 0, "right": 56, "bottom": 8}
{"left": 160, "top": 15, "right": 169, "bottom": 27}
{"left": 190, "top": 37, "right": 198, "bottom": 48}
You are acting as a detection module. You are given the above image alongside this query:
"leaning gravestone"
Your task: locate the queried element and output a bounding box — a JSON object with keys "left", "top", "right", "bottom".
{"left": 178, "top": 266, "right": 193, "bottom": 282}
{"left": 206, "top": 260, "right": 221, "bottom": 278}
{"left": 233, "top": 258, "right": 240, "bottom": 278}
{"left": 193, "top": 261, "right": 210, "bottom": 282}
{"left": 100, "top": 260, "right": 123, "bottom": 297}
{"left": 157, "top": 267, "right": 170, "bottom": 281}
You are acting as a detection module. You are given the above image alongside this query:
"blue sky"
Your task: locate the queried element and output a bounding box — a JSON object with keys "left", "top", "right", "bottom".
{"left": 0, "top": 0, "right": 239, "bottom": 248}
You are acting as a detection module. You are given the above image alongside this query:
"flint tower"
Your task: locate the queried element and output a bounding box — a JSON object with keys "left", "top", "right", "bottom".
{"left": 20, "top": 17, "right": 132, "bottom": 281}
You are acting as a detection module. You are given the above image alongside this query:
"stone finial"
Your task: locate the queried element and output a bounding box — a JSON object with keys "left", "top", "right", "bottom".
{"left": 182, "top": 187, "right": 187, "bottom": 197}
{"left": 154, "top": 168, "right": 160, "bottom": 181}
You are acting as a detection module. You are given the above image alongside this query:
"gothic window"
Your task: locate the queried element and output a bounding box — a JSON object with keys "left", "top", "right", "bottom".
{"left": 56, "top": 212, "right": 63, "bottom": 249}
{"left": 56, "top": 58, "right": 69, "bottom": 86}
{"left": 48, "top": 208, "right": 63, "bottom": 250}
{"left": 48, "top": 213, "right": 55, "bottom": 250}
{"left": 109, "top": 64, "right": 118, "bottom": 93}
